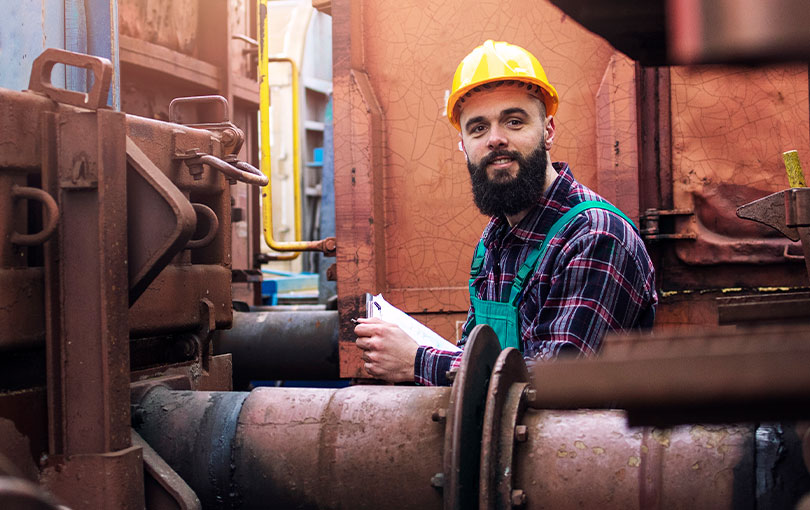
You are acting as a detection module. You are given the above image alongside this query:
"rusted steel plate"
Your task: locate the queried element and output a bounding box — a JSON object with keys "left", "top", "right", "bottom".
{"left": 0, "top": 268, "right": 44, "bottom": 352}
{"left": 595, "top": 52, "right": 640, "bottom": 223}
{"left": 129, "top": 264, "right": 232, "bottom": 336}
{"left": 334, "top": 0, "right": 618, "bottom": 376}
{"left": 669, "top": 65, "right": 809, "bottom": 270}
{"left": 40, "top": 446, "right": 145, "bottom": 510}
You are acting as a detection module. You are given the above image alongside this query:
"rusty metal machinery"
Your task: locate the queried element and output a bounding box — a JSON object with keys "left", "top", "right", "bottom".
{"left": 134, "top": 326, "right": 810, "bottom": 510}
{"left": 2, "top": 41, "right": 810, "bottom": 510}
{"left": 213, "top": 310, "right": 340, "bottom": 384}
{"left": 0, "top": 48, "right": 266, "bottom": 508}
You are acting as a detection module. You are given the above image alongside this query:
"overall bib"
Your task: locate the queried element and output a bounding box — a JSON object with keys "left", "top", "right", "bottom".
{"left": 468, "top": 201, "right": 636, "bottom": 351}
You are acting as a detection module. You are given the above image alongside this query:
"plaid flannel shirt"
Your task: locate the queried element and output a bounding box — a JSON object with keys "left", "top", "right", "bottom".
{"left": 414, "top": 163, "right": 657, "bottom": 386}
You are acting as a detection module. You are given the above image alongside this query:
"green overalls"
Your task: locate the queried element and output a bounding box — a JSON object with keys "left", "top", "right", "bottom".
{"left": 467, "top": 201, "right": 636, "bottom": 351}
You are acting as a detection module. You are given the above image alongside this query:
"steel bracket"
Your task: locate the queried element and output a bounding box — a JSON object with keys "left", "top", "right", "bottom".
{"left": 639, "top": 208, "right": 695, "bottom": 241}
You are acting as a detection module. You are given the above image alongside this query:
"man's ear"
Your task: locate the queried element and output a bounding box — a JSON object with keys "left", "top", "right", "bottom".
{"left": 458, "top": 135, "right": 468, "bottom": 162}
{"left": 544, "top": 116, "right": 556, "bottom": 150}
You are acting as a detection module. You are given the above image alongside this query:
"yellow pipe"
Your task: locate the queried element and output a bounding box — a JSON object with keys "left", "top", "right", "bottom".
{"left": 259, "top": 0, "right": 305, "bottom": 259}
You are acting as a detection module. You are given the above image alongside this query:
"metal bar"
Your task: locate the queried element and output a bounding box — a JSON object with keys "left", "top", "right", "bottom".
{"left": 212, "top": 310, "right": 339, "bottom": 381}
{"left": 529, "top": 326, "right": 810, "bottom": 424}
{"left": 54, "top": 109, "right": 130, "bottom": 454}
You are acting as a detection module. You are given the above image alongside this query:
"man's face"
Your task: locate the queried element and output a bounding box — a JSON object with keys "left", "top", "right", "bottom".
{"left": 459, "top": 86, "right": 552, "bottom": 217}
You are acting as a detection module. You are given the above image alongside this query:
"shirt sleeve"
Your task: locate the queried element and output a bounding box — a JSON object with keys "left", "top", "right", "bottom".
{"left": 414, "top": 346, "right": 463, "bottom": 386}
{"left": 413, "top": 300, "right": 475, "bottom": 386}
{"left": 524, "top": 230, "right": 655, "bottom": 362}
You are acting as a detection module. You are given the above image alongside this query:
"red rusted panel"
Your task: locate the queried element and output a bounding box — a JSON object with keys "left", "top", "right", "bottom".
{"left": 649, "top": 65, "right": 810, "bottom": 290}
{"left": 119, "top": 0, "right": 199, "bottom": 56}
{"left": 334, "top": 0, "right": 619, "bottom": 376}
{"left": 670, "top": 65, "right": 809, "bottom": 266}
{"left": 596, "top": 52, "right": 640, "bottom": 223}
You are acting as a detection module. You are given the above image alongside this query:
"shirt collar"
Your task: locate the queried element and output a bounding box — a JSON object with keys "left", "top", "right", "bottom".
{"left": 481, "top": 162, "right": 575, "bottom": 246}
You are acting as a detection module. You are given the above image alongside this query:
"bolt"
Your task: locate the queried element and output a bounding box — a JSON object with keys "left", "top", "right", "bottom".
{"left": 515, "top": 425, "right": 528, "bottom": 443}
{"left": 445, "top": 370, "right": 457, "bottom": 383}
{"left": 431, "top": 408, "right": 447, "bottom": 423}
{"left": 430, "top": 472, "right": 445, "bottom": 489}
{"left": 524, "top": 387, "right": 537, "bottom": 404}
{"left": 511, "top": 489, "right": 527, "bottom": 507}
{"left": 220, "top": 128, "right": 236, "bottom": 145}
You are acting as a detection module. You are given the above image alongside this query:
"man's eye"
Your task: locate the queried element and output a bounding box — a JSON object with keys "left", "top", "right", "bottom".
{"left": 471, "top": 125, "right": 486, "bottom": 134}
{"left": 507, "top": 119, "right": 523, "bottom": 127}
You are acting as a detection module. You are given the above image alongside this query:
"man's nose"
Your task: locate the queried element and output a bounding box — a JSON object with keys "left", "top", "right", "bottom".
{"left": 487, "top": 125, "right": 508, "bottom": 150}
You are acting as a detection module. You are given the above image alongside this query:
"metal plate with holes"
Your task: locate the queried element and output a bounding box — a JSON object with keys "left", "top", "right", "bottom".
{"left": 443, "top": 324, "right": 501, "bottom": 510}
{"left": 479, "top": 348, "right": 529, "bottom": 510}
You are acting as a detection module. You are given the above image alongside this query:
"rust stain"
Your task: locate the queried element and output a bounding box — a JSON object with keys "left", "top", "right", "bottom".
{"left": 628, "top": 456, "right": 641, "bottom": 467}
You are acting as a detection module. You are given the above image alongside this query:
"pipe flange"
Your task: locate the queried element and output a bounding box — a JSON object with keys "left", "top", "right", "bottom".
{"left": 443, "top": 324, "right": 501, "bottom": 510}
{"left": 480, "top": 347, "right": 530, "bottom": 510}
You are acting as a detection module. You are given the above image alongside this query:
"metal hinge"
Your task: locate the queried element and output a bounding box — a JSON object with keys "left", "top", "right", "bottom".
{"left": 640, "top": 208, "right": 696, "bottom": 241}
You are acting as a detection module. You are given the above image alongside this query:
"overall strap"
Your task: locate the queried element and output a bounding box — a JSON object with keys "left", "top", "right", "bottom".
{"left": 468, "top": 239, "right": 487, "bottom": 295}
{"left": 507, "top": 201, "right": 637, "bottom": 305}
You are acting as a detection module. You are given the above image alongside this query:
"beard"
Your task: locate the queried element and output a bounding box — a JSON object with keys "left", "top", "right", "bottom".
{"left": 467, "top": 143, "right": 548, "bottom": 218}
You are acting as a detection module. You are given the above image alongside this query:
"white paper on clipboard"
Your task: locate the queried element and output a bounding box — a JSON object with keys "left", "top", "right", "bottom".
{"left": 365, "top": 293, "right": 462, "bottom": 352}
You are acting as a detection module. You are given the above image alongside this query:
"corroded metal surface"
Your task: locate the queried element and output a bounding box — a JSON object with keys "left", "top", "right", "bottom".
{"left": 513, "top": 411, "right": 754, "bottom": 510}
{"left": 213, "top": 310, "right": 340, "bottom": 383}
{"left": 136, "top": 384, "right": 449, "bottom": 510}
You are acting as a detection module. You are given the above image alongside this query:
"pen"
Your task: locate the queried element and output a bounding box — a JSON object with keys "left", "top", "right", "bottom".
{"left": 350, "top": 318, "right": 360, "bottom": 325}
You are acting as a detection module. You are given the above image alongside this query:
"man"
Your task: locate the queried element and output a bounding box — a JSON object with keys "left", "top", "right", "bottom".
{"left": 354, "top": 40, "right": 657, "bottom": 386}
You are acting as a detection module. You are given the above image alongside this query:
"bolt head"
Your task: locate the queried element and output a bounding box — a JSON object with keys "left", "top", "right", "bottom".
{"left": 515, "top": 425, "right": 528, "bottom": 443}
{"left": 430, "top": 472, "right": 445, "bottom": 488}
{"left": 431, "top": 408, "right": 447, "bottom": 423}
{"left": 511, "top": 489, "right": 527, "bottom": 507}
{"left": 524, "top": 387, "right": 537, "bottom": 404}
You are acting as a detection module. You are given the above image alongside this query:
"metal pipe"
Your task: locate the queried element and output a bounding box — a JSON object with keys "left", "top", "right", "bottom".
{"left": 513, "top": 410, "right": 755, "bottom": 510}
{"left": 213, "top": 310, "right": 340, "bottom": 381}
{"left": 258, "top": 0, "right": 301, "bottom": 260}
{"left": 135, "top": 385, "right": 449, "bottom": 510}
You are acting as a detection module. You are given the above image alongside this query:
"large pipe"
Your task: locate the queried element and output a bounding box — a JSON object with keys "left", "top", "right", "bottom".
{"left": 138, "top": 328, "right": 810, "bottom": 510}
{"left": 135, "top": 385, "right": 448, "bottom": 510}
{"left": 213, "top": 310, "right": 339, "bottom": 381}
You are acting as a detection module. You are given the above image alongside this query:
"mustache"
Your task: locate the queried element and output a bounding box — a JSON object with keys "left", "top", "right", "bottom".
{"left": 477, "top": 150, "right": 523, "bottom": 170}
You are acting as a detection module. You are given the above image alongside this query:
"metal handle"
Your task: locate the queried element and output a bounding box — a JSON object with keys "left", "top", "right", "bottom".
{"left": 27, "top": 48, "right": 112, "bottom": 110}
{"left": 187, "top": 154, "right": 269, "bottom": 187}
{"left": 186, "top": 203, "right": 219, "bottom": 249}
{"left": 11, "top": 186, "right": 60, "bottom": 246}
{"left": 169, "top": 95, "right": 230, "bottom": 125}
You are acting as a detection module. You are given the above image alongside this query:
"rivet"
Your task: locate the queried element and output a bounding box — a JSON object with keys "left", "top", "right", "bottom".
{"left": 515, "top": 425, "right": 528, "bottom": 443}
{"left": 511, "top": 489, "right": 527, "bottom": 507}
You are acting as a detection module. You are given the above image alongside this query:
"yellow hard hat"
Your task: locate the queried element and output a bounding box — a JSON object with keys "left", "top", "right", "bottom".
{"left": 447, "top": 40, "right": 559, "bottom": 131}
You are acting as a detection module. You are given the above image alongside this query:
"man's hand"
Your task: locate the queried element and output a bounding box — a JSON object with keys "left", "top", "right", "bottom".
{"left": 354, "top": 317, "right": 419, "bottom": 383}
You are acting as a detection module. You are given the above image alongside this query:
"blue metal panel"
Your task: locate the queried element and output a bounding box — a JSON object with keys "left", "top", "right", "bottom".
{"left": 0, "top": 0, "right": 118, "bottom": 109}
{"left": 64, "top": 0, "right": 120, "bottom": 109}
{"left": 64, "top": 0, "right": 88, "bottom": 92}
{"left": 84, "top": 0, "right": 119, "bottom": 109}
{"left": 318, "top": 96, "right": 337, "bottom": 303}
{"left": 1, "top": 0, "right": 65, "bottom": 92}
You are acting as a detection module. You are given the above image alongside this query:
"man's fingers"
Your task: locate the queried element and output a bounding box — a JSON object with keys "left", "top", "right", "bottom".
{"left": 356, "top": 337, "right": 372, "bottom": 351}
{"left": 364, "top": 362, "right": 379, "bottom": 377}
